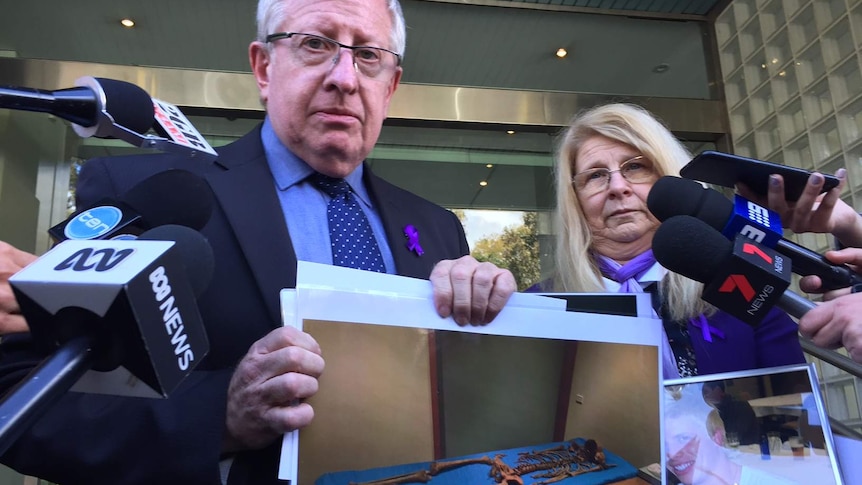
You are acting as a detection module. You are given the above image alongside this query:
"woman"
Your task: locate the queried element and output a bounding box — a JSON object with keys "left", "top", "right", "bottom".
{"left": 541, "top": 103, "right": 805, "bottom": 378}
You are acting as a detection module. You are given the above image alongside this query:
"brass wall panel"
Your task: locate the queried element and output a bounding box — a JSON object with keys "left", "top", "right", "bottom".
{"left": 0, "top": 58, "right": 726, "bottom": 136}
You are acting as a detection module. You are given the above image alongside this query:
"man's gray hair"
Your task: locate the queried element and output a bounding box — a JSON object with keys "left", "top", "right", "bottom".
{"left": 255, "top": 0, "right": 406, "bottom": 59}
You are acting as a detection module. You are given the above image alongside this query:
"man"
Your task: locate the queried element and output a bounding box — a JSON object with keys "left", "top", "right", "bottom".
{"left": 665, "top": 384, "right": 797, "bottom": 485}
{"left": 701, "top": 381, "right": 760, "bottom": 446}
{"left": 0, "top": 0, "right": 516, "bottom": 483}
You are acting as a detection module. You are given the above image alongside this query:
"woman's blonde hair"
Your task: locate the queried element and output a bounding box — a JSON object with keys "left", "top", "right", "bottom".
{"left": 552, "top": 102, "right": 712, "bottom": 320}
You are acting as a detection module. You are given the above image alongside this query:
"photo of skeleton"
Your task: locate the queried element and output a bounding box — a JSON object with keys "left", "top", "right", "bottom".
{"left": 276, "top": 268, "right": 664, "bottom": 484}
{"left": 295, "top": 322, "right": 660, "bottom": 485}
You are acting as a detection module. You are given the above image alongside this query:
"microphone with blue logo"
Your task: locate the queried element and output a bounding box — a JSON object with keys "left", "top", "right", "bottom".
{"left": 1, "top": 224, "right": 214, "bottom": 455}
{"left": 647, "top": 176, "right": 862, "bottom": 292}
{"left": 652, "top": 215, "right": 815, "bottom": 325}
{"left": 48, "top": 169, "right": 214, "bottom": 243}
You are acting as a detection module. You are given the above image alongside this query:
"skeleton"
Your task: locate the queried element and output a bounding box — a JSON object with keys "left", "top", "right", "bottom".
{"left": 348, "top": 439, "right": 614, "bottom": 485}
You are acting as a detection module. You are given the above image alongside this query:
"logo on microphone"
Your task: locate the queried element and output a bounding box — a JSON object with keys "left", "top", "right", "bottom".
{"left": 719, "top": 275, "right": 756, "bottom": 301}
{"left": 54, "top": 247, "right": 134, "bottom": 272}
{"left": 64, "top": 206, "right": 122, "bottom": 240}
{"left": 742, "top": 242, "right": 772, "bottom": 263}
{"left": 725, "top": 195, "right": 783, "bottom": 247}
{"left": 747, "top": 201, "right": 771, "bottom": 227}
{"left": 701, "top": 235, "right": 791, "bottom": 326}
{"left": 152, "top": 99, "right": 218, "bottom": 158}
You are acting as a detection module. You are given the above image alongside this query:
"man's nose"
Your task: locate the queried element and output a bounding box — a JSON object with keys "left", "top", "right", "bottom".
{"left": 326, "top": 48, "right": 360, "bottom": 90}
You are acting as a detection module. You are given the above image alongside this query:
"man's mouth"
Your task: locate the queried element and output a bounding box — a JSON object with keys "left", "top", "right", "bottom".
{"left": 671, "top": 460, "right": 693, "bottom": 473}
{"left": 314, "top": 108, "right": 361, "bottom": 123}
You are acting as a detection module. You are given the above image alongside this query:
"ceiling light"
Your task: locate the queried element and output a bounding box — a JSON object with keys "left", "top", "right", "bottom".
{"left": 486, "top": 164, "right": 493, "bottom": 168}
{"left": 506, "top": 130, "right": 515, "bottom": 135}
{"left": 652, "top": 63, "right": 670, "bottom": 74}
{"left": 556, "top": 48, "right": 567, "bottom": 59}
{"left": 479, "top": 181, "right": 488, "bottom": 187}
{"left": 120, "top": 18, "right": 135, "bottom": 28}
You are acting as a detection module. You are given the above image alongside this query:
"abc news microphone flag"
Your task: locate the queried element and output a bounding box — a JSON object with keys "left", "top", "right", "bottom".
{"left": 9, "top": 238, "right": 209, "bottom": 398}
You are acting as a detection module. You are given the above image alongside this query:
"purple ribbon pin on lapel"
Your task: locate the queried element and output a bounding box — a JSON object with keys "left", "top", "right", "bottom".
{"left": 690, "top": 314, "right": 725, "bottom": 343}
{"left": 404, "top": 224, "right": 424, "bottom": 256}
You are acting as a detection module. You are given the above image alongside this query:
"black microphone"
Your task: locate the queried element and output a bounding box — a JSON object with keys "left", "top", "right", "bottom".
{"left": 0, "top": 76, "right": 219, "bottom": 160}
{"left": 138, "top": 224, "right": 214, "bottom": 299}
{"left": 0, "top": 76, "right": 153, "bottom": 136}
{"left": 9, "top": 224, "right": 212, "bottom": 392}
{"left": 48, "top": 169, "right": 214, "bottom": 243}
{"left": 2, "top": 224, "right": 213, "bottom": 454}
{"left": 647, "top": 175, "right": 862, "bottom": 292}
{"left": 653, "top": 215, "right": 814, "bottom": 324}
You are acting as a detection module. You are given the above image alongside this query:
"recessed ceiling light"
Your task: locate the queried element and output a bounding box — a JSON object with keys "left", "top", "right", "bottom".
{"left": 120, "top": 18, "right": 135, "bottom": 28}
{"left": 652, "top": 63, "right": 670, "bottom": 74}
{"left": 486, "top": 164, "right": 493, "bottom": 168}
{"left": 556, "top": 48, "right": 567, "bottom": 59}
{"left": 479, "top": 181, "right": 488, "bottom": 187}
{"left": 506, "top": 130, "right": 515, "bottom": 135}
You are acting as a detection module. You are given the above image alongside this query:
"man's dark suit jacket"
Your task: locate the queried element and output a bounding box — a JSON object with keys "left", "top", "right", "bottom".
{"left": 0, "top": 125, "right": 470, "bottom": 485}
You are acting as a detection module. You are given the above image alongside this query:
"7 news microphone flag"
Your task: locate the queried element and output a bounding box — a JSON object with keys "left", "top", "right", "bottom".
{"left": 653, "top": 215, "right": 815, "bottom": 325}
{"left": 647, "top": 175, "right": 862, "bottom": 292}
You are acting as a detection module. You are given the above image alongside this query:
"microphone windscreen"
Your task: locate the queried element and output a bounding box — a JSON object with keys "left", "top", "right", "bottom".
{"left": 647, "top": 176, "right": 734, "bottom": 231}
{"left": 652, "top": 215, "right": 732, "bottom": 284}
{"left": 96, "top": 78, "right": 154, "bottom": 136}
{"left": 120, "top": 169, "right": 214, "bottom": 231}
{"left": 138, "top": 224, "right": 214, "bottom": 298}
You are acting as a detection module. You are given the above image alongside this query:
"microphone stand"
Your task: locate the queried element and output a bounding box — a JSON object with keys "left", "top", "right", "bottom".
{"left": 0, "top": 335, "right": 97, "bottom": 455}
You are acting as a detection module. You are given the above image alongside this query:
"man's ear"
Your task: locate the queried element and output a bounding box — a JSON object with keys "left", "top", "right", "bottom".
{"left": 382, "top": 66, "right": 402, "bottom": 106}
{"left": 249, "top": 42, "right": 271, "bottom": 104}
{"left": 712, "top": 428, "right": 726, "bottom": 447}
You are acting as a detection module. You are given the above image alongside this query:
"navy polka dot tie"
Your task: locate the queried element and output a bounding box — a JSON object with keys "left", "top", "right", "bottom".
{"left": 311, "top": 173, "right": 386, "bottom": 272}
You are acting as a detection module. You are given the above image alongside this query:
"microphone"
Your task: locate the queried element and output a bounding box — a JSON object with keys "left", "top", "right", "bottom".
{"left": 138, "top": 224, "right": 214, "bottom": 299}
{"left": 652, "top": 215, "right": 814, "bottom": 324}
{"left": 647, "top": 176, "right": 862, "bottom": 292}
{"left": 0, "top": 76, "right": 218, "bottom": 160}
{"left": 48, "top": 169, "right": 214, "bottom": 243}
{"left": 2, "top": 225, "right": 213, "bottom": 454}
{"left": 9, "top": 224, "right": 212, "bottom": 394}
{"left": 0, "top": 76, "right": 153, "bottom": 137}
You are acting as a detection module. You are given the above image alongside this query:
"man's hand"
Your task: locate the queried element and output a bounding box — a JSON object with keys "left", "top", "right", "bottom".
{"left": 799, "top": 292, "right": 862, "bottom": 364}
{"left": 223, "top": 326, "right": 324, "bottom": 453}
{"left": 0, "top": 241, "right": 37, "bottom": 334}
{"left": 797, "top": 247, "right": 862, "bottom": 363}
{"left": 429, "top": 255, "right": 516, "bottom": 326}
{"left": 798, "top": 247, "right": 862, "bottom": 295}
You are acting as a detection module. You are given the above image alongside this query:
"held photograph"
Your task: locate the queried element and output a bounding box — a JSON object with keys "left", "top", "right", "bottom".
{"left": 663, "top": 364, "right": 844, "bottom": 485}
{"left": 279, "top": 263, "right": 665, "bottom": 485}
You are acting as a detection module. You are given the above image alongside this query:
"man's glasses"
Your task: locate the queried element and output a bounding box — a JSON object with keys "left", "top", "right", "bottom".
{"left": 571, "top": 155, "right": 656, "bottom": 195}
{"left": 265, "top": 32, "right": 402, "bottom": 78}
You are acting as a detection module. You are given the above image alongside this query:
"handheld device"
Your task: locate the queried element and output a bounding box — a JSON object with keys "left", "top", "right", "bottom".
{"left": 680, "top": 150, "right": 839, "bottom": 201}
